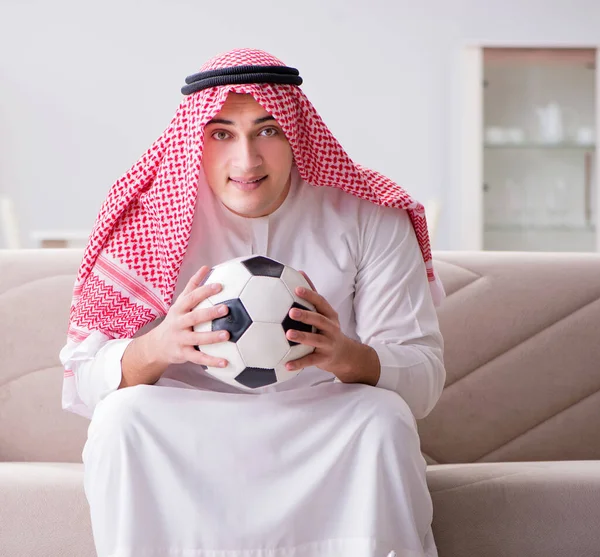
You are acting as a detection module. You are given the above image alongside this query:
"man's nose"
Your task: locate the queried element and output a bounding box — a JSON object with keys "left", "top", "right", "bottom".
{"left": 233, "top": 138, "right": 262, "bottom": 171}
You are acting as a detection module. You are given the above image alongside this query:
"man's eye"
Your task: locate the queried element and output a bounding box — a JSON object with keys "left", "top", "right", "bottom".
{"left": 260, "top": 128, "right": 278, "bottom": 137}
{"left": 212, "top": 131, "right": 230, "bottom": 140}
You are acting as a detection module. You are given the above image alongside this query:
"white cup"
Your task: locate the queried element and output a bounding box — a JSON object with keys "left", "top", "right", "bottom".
{"left": 485, "top": 127, "right": 507, "bottom": 144}
{"left": 576, "top": 127, "right": 595, "bottom": 145}
{"left": 506, "top": 128, "right": 525, "bottom": 144}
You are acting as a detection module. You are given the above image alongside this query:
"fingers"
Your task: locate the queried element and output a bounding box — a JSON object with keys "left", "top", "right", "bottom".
{"left": 286, "top": 329, "right": 328, "bottom": 348}
{"left": 184, "top": 328, "right": 230, "bottom": 345}
{"left": 180, "top": 302, "right": 229, "bottom": 329}
{"left": 289, "top": 302, "right": 337, "bottom": 330}
{"left": 176, "top": 266, "right": 225, "bottom": 314}
{"left": 178, "top": 281, "right": 223, "bottom": 313}
{"left": 294, "top": 285, "right": 337, "bottom": 321}
{"left": 285, "top": 352, "right": 324, "bottom": 371}
{"left": 299, "top": 270, "right": 317, "bottom": 292}
{"left": 184, "top": 346, "right": 228, "bottom": 368}
{"left": 181, "top": 266, "right": 211, "bottom": 297}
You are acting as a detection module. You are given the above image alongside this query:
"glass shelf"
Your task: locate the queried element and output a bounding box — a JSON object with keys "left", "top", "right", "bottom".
{"left": 484, "top": 142, "right": 595, "bottom": 150}
{"left": 485, "top": 224, "right": 596, "bottom": 232}
{"left": 481, "top": 47, "right": 597, "bottom": 252}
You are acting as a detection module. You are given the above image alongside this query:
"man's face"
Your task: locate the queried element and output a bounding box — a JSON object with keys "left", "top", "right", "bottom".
{"left": 202, "top": 93, "right": 294, "bottom": 218}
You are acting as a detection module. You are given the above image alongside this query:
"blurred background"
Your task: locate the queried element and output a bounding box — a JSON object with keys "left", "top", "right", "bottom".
{"left": 1, "top": 0, "right": 599, "bottom": 252}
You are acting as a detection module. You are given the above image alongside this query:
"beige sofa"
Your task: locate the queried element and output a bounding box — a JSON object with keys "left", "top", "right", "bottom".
{"left": 1, "top": 249, "right": 599, "bottom": 557}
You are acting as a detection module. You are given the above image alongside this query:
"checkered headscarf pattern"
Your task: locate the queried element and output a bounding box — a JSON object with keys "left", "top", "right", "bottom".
{"left": 67, "top": 48, "right": 442, "bottom": 343}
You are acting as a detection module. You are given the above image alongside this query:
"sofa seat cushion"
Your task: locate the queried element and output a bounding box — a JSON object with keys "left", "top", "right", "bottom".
{"left": 427, "top": 461, "right": 600, "bottom": 557}
{"left": 2, "top": 460, "right": 599, "bottom": 557}
{"left": 0, "top": 462, "right": 95, "bottom": 557}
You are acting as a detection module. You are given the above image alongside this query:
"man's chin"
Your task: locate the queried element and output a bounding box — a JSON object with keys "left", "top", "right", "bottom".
{"left": 221, "top": 200, "right": 266, "bottom": 219}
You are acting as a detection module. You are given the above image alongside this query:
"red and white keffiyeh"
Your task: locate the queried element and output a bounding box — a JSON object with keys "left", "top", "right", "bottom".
{"left": 66, "top": 48, "right": 444, "bottom": 355}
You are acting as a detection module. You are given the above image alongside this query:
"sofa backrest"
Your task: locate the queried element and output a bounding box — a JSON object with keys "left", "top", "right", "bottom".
{"left": 421, "top": 251, "right": 600, "bottom": 465}
{"left": 1, "top": 249, "right": 599, "bottom": 464}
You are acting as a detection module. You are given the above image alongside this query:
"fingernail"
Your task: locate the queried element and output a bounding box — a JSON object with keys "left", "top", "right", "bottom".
{"left": 211, "top": 283, "right": 220, "bottom": 291}
{"left": 219, "top": 331, "right": 228, "bottom": 340}
{"left": 219, "top": 360, "right": 227, "bottom": 367}
{"left": 296, "top": 287, "right": 305, "bottom": 295}
{"left": 290, "top": 308, "right": 301, "bottom": 318}
{"left": 288, "top": 330, "right": 299, "bottom": 339}
{"left": 217, "top": 305, "right": 227, "bottom": 315}
{"left": 287, "top": 363, "right": 295, "bottom": 371}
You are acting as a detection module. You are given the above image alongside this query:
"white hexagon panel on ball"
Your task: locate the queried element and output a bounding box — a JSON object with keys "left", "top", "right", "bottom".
{"left": 237, "top": 322, "right": 290, "bottom": 369}
{"left": 274, "top": 342, "right": 316, "bottom": 382}
{"left": 239, "top": 276, "right": 294, "bottom": 323}
{"left": 201, "top": 341, "right": 247, "bottom": 385}
{"left": 201, "top": 259, "right": 253, "bottom": 305}
{"left": 280, "top": 266, "right": 316, "bottom": 311}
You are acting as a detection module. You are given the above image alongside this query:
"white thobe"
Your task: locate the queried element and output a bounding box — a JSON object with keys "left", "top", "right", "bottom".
{"left": 60, "top": 166, "right": 445, "bottom": 557}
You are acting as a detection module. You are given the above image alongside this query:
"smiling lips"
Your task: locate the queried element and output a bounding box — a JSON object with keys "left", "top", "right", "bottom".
{"left": 229, "top": 176, "right": 267, "bottom": 191}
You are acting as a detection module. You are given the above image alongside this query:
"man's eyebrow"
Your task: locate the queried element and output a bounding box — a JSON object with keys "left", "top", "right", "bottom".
{"left": 205, "top": 115, "right": 276, "bottom": 126}
{"left": 254, "top": 115, "right": 276, "bottom": 125}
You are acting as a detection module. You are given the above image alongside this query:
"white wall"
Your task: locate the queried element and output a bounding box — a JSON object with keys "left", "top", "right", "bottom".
{"left": 2, "top": 0, "right": 600, "bottom": 249}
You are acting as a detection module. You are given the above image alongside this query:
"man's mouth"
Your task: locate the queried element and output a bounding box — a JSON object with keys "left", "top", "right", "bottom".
{"left": 229, "top": 176, "right": 267, "bottom": 190}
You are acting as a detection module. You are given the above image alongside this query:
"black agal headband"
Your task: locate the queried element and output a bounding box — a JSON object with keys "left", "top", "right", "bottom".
{"left": 181, "top": 65, "right": 303, "bottom": 95}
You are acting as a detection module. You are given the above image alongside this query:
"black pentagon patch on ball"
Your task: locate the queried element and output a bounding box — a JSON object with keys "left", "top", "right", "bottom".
{"left": 235, "top": 367, "right": 278, "bottom": 388}
{"left": 282, "top": 302, "right": 314, "bottom": 346}
{"left": 241, "top": 256, "right": 284, "bottom": 278}
{"left": 211, "top": 299, "right": 252, "bottom": 343}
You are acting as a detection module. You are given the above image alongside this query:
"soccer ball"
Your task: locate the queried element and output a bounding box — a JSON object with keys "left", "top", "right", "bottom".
{"left": 192, "top": 256, "right": 317, "bottom": 391}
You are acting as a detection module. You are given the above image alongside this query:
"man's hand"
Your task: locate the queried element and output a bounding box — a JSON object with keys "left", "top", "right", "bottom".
{"left": 148, "top": 265, "right": 232, "bottom": 368}
{"left": 120, "top": 266, "right": 230, "bottom": 388}
{"left": 284, "top": 272, "right": 381, "bottom": 385}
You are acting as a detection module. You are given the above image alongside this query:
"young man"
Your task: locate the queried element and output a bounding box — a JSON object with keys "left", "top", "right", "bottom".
{"left": 60, "top": 48, "right": 446, "bottom": 557}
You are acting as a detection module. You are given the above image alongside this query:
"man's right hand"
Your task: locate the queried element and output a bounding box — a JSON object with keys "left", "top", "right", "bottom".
{"left": 119, "top": 266, "right": 230, "bottom": 388}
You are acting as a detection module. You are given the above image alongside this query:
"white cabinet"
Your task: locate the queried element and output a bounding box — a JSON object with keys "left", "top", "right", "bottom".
{"left": 458, "top": 46, "right": 600, "bottom": 252}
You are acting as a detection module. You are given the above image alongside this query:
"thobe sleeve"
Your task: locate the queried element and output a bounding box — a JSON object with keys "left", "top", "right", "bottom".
{"left": 59, "top": 332, "right": 131, "bottom": 414}
{"left": 353, "top": 206, "right": 446, "bottom": 419}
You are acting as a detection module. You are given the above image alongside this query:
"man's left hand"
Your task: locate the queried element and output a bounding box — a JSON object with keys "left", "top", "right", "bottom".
{"left": 284, "top": 272, "right": 381, "bottom": 385}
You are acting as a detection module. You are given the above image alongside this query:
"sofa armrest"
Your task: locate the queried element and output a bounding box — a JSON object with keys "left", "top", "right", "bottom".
{"left": 0, "top": 462, "right": 95, "bottom": 557}
{"left": 427, "top": 461, "right": 600, "bottom": 557}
